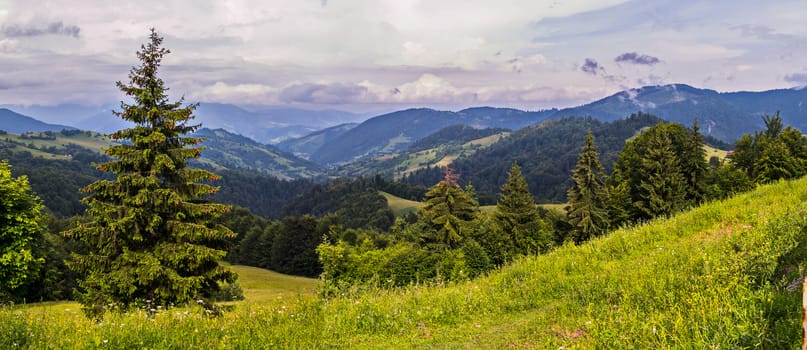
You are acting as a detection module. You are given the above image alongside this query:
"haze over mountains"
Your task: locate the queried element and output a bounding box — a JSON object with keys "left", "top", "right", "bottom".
{"left": 3, "top": 83, "right": 807, "bottom": 170}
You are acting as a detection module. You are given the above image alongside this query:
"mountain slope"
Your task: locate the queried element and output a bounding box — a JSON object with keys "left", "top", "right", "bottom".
{"left": 310, "top": 107, "right": 555, "bottom": 165}
{"left": 276, "top": 122, "right": 358, "bottom": 158}
{"left": 193, "top": 128, "right": 324, "bottom": 180}
{"left": 10, "top": 177, "right": 806, "bottom": 348}
{"left": 0, "top": 108, "right": 76, "bottom": 133}
{"left": 552, "top": 84, "right": 807, "bottom": 142}
{"left": 402, "top": 113, "right": 664, "bottom": 204}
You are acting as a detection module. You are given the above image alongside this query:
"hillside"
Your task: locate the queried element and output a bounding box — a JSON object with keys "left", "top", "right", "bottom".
{"left": 309, "top": 107, "right": 555, "bottom": 165}
{"left": 276, "top": 122, "right": 358, "bottom": 159}
{"left": 193, "top": 128, "right": 324, "bottom": 180}
{"left": 335, "top": 125, "right": 510, "bottom": 179}
{"left": 6, "top": 175, "right": 806, "bottom": 348}
{"left": 0, "top": 108, "right": 76, "bottom": 134}
{"left": 552, "top": 84, "right": 807, "bottom": 142}
{"left": 402, "top": 113, "right": 664, "bottom": 204}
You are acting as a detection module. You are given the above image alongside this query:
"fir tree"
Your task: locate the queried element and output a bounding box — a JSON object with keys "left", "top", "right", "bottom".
{"left": 680, "top": 119, "right": 708, "bottom": 204}
{"left": 566, "top": 132, "right": 609, "bottom": 243}
{"left": 634, "top": 133, "right": 688, "bottom": 218}
{"left": 419, "top": 167, "right": 478, "bottom": 249}
{"left": 0, "top": 161, "right": 44, "bottom": 300}
{"left": 494, "top": 163, "right": 552, "bottom": 254}
{"left": 65, "top": 29, "right": 235, "bottom": 318}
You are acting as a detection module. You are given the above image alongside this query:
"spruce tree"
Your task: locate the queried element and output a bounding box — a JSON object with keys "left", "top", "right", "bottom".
{"left": 566, "top": 132, "right": 608, "bottom": 243}
{"left": 680, "top": 119, "right": 708, "bottom": 203}
{"left": 494, "top": 163, "right": 552, "bottom": 254}
{"left": 419, "top": 168, "right": 478, "bottom": 249}
{"left": 634, "top": 133, "right": 688, "bottom": 218}
{"left": 65, "top": 29, "right": 235, "bottom": 318}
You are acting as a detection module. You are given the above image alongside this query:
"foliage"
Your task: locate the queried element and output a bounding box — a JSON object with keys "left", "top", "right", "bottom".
{"left": 610, "top": 121, "right": 708, "bottom": 221}
{"left": 0, "top": 161, "right": 45, "bottom": 300}
{"left": 731, "top": 111, "right": 807, "bottom": 183}
{"left": 418, "top": 172, "right": 479, "bottom": 249}
{"left": 4, "top": 177, "right": 807, "bottom": 348}
{"left": 565, "top": 132, "right": 609, "bottom": 242}
{"left": 402, "top": 113, "right": 663, "bottom": 204}
{"left": 494, "top": 163, "right": 553, "bottom": 254}
{"left": 64, "top": 29, "right": 235, "bottom": 318}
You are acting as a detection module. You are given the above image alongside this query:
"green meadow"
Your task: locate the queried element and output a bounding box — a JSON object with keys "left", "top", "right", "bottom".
{"left": 4, "top": 177, "right": 807, "bottom": 348}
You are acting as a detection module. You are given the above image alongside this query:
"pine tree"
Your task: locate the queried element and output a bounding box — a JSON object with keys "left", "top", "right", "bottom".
{"left": 419, "top": 167, "right": 478, "bottom": 249}
{"left": 0, "top": 161, "right": 45, "bottom": 299}
{"left": 65, "top": 29, "right": 235, "bottom": 318}
{"left": 494, "top": 163, "right": 552, "bottom": 254}
{"left": 566, "top": 132, "right": 608, "bottom": 243}
{"left": 680, "top": 119, "right": 708, "bottom": 204}
{"left": 634, "top": 133, "right": 688, "bottom": 218}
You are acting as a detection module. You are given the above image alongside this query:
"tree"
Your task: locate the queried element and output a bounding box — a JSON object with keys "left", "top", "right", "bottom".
{"left": 494, "top": 163, "right": 552, "bottom": 254}
{"left": 634, "top": 133, "right": 688, "bottom": 218}
{"left": 418, "top": 167, "right": 478, "bottom": 249}
{"left": 566, "top": 132, "right": 609, "bottom": 243}
{"left": 0, "top": 161, "right": 44, "bottom": 299}
{"left": 680, "top": 119, "right": 708, "bottom": 203}
{"left": 65, "top": 29, "right": 235, "bottom": 318}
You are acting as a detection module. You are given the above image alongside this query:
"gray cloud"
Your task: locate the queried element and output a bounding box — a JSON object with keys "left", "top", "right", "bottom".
{"left": 615, "top": 52, "right": 660, "bottom": 65}
{"left": 2, "top": 21, "right": 81, "bottom": 38}
{"left": 784, "top": 72, "right": 807, "bottom": 85}
{"left": 279, "top": 82, "right": 369, "bottom": 104}
{"left": 732, "top": 24, "right": 792, "bottom": 41}
{"left": 581, "top": 58, "right": 603, "bottom": 75}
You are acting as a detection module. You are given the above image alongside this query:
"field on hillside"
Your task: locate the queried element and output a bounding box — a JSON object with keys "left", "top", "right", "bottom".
{"left": 0, "top": 131, "right": 112, "bottom": 159}
{"left": 380, "top": 191, "right": 422, "bottom": 215}
{"left": 4, "top": 178, "right": 807, "bottom": 348}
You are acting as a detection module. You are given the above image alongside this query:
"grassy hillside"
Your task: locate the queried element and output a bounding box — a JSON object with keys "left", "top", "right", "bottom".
{"left": 225, "top": 264, "right": 318, "bottom": 302}
{"left": 380, "top": 191, "right": 423, "bottom": 215}
{"left": 4, "top": 178, "right": 807, "bottom": 348}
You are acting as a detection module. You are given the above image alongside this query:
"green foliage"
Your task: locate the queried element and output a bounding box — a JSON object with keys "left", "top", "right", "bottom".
{"left": 566, "top": 132, "right": 608, "bottom": 242}
{"left": 64, "top": 29, "right": 235, "bottom": 318}
{"left": 5, "top": 177, "right": 807, "bottom": 348}
{"left": 610, "top": 120, "right": 708, "bottom": 221}
{"left": 0, "top": 161, "right": 45, "bottom": 299}
{"left": 494, "top": 163, "right": 553, "bottom": 254}
{"left": 731, "top": 111, "right": 807, "bottom": 183}
{"left": 418, "top": 177, "right": 479, "bottom": 249}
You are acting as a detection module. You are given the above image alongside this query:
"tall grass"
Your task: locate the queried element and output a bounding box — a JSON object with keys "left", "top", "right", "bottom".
{"left": 3, "top": 178, "right": 807, "bottom": 348}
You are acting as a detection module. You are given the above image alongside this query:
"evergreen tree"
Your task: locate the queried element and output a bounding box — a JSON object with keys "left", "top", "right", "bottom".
{"left": 634, "top": 133, "right": 688, "bottom": 218}
{"left": 65, "top": 29, "right": 235, "bottom": 318}
{"left": 0, "top": 161, "right": 45, "bottom": 300}
{"left": 418, "top": 168, "right": 478, "bottom": 249}
{"left": 494, "top": 163, "right": 552, "bottom": 254}
{"left": 680, "top": 119, "right": 708, "bottom": 203}
{"left": 566, "top": 132, "right": 609, "bottom": 243}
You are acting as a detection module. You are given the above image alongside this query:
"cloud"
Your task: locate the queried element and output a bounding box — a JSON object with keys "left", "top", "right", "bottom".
{"left": 2, "top": 21, "right": 81, "bottom": 38}
{"left": 614, "top": 52, "right": 660, "bottom": 65}
{"left": 279, "top": 82, "right": 370, "bottom": 104}
{"left": 784, "top": 72, "right": 807, "bottom": 85}
{"left": 581, "top": 58, "right": 603, "bottom": 75}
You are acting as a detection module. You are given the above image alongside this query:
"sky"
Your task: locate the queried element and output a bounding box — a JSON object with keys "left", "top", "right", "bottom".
{"left": 1, "top": 0, "right": 806, "bottom": 114}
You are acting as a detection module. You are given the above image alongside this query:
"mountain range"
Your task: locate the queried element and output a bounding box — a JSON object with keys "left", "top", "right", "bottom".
{"left": 3, "top": 83, "right": 807, "bottom": 171}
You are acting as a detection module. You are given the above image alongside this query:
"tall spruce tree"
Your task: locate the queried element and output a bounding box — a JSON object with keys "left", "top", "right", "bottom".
{"left": 566, "top": 132, "right": 608, "bottom": 243}
{"left": 494, "top": 163, "right": 552, "bottom": 254}
{"left": 680, "top": 119, "right": 708, "bottom": 204}
{"left": 634, "top": 133, "right": 688, "bottom": 218}
{"left": 65, "top": 29, "right": 235, "bottom": 318}
{"left": 419, "top": 168, "right": 478, "bottom": 249}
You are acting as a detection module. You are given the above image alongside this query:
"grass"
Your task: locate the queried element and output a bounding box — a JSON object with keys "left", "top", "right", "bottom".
{"left": 380, "top": 191, "right": 423, "bottom": 215}
{"left": 4, "top": 178, "right": 807, "bottom": 348}
{"left": 704, "top": 144, "right": 728, "bottom": 160}
{"left": 226, "top": 264, "right": 318, "bottom": 303}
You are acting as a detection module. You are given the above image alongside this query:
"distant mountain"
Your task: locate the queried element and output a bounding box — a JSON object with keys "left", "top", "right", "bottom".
{"left": 193, "top": 128, "right": 324, "bottom": 180}
{"left": 309, "top": 107, "right": 556, "bottom": 165}
{"left": 0, "top": 108, "right": 76, "bottom": 133}
{"left": 551, "top": 84, "right": 807, "bottom": 142}
{"left": 276, "top": 123, "right": 358, "bottom": 159}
